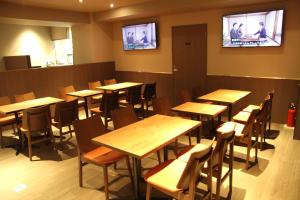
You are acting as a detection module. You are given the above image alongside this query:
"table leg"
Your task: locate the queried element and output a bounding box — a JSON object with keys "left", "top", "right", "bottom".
{"left": 228, "top": 104, "right": 232, "bottom": 121}
{"left": 132, "top": 157, "right": 142, "bottom": 200}
{"left": 163, "top": 147, "right": 168, "bottom": 162}
{"left": 14, "top": 112, "right": 22, "bottom": 155}
{"left": 83, "top": 97, "right": 89, "bottom": 118}
{"left": 197, "top": 115, "right": 201, "bottom": 143}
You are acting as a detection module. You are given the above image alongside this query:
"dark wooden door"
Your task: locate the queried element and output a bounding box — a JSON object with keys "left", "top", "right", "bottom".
{"left": 172, "top": 24, "right": 207, "bottom": 104}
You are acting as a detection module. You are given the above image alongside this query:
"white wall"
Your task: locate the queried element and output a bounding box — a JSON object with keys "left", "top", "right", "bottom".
{"left": 0, "top": 23, "right": 56, "bottom": 71}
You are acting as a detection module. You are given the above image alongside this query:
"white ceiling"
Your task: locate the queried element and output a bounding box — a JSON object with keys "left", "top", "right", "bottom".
{"left": 1, "top": 0, "right": 158, "bottom": 12}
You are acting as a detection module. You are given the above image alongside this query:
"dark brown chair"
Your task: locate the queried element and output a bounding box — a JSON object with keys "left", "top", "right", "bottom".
{"left": 266, "top": 90, "right": 275, "bottom": 134}
{"left": 90, "top": 92, "right": 119, "bottom": 128}
{"left": 112, "top": 106, "right": 161, "bottom": 165}
{"left": 144, "top": 143, "right": 213, "bottom": 200}
{"left": 178, "top": 89, "right": 193, "bottom": 103}
{"left": 52, "top": 99, "right": 79, "bottom": 149}
{"left": 20, "top": 105, "right": 54, "bottom": 161}
{"left": 104, "top": 78, "right": 117, "bottom": 85}
{"left": 0, "top": 96, "right": 16, "bottom": 148}
{"left": 73, "top": 115, "right": 133, "bottom": 200}
{"left": 14, "top": 91, "right": 36, "bottom": 103}
{"left": 143, "top": 82, "right": 157, "bottom": 111}
{"left": 88, "top": 81, "right": 103, "bottom": 103}
{"left": 218, "top": 109, "right": 259, "bottom": 170}
{"left": 58, "top": 85, "right": 85, "bottom": 108}
{"left": 202, "top": 122, "right": 235, "bottom": 200}
{"left": 120, "top": 85, "right": 144, "bottom": 117}
{"left": 153, "top": 96, "right": 192, "bottom": 148}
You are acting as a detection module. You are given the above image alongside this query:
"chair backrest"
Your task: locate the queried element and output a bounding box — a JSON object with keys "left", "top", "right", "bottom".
{"left": 22, "top": 105, "right": 51, "bottom": 132}
{"left": 177, "top": 143, "right": 213, "bottom": 190}
{"left": 111, "top": 106, "right": 139, "bottom": 129}
{"left": 0, "top": 96, "right": 10, "bottom": 106}
{"left": 242, "top": 109, "right": 260, "bottom": 139}
{"left": 143, "top": 82, "right": 157, "bottom": 101}
{"left": 88, "top": 81, "right": 102, "bottom": 90}
{"left": 54, "top": 99, "right": 79, "bottom": 126}
{"left": 152, "top": 96, "right": 173, "bottom": 116}
{"left": 178, "top": 89, "right": 193, "bottom": 103}
{"left": 0, "top": 96, "right": 11, "bottom": 117}
{"left": 104, "top": 78, "right": 117, "bottom": 85}
{"left": 213, "top": 123, "right": 235, "bottom": 168}
{"left": 256, "top": 95, "right": 272, "bottom": 122}
{"left": 100, "top": 92, "right": 119, "bottom": 116}
{"left": 73, "top": 115, "right": 107, "bottom": 154}
{"left": 58, "top": 85, "right": 76, "bottom": 102}
{"left": 15, "top": 92, "right": 35, "bottom": 103}
{"left": 126, "top": 85, "right": 142, "bottom": 105}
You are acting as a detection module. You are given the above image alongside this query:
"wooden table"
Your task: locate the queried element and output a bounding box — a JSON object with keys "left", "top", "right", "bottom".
{"left": 96, "top": 82, "right": 143, "bottom": 92}
{"left": 0, "top": 97, "right": 64, "bottom": 155}
{"left": 66, "top": 89, "right": 102, "bottom": 118}
{"left": 172, "top": 102, "right": 227, "bottom": 141}
{"left": 197, "top": 89, "right": 251, "bottom": 121}
{"left": 92, "top": 114, "right": 201, "bottom": 200}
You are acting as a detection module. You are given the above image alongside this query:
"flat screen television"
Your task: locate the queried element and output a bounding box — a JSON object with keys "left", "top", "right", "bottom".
{"left": 122, "top": 22, "right": 157, "bottom": 50}
{"left": 222, "top": 9, "right": 284, "bottom": 47}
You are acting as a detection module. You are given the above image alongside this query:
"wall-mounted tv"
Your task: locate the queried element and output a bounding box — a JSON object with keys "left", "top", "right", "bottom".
{"left": 223, "top": 9, "right": 284, "bottom": 47}
{"left": 122, "top": 22, "right": 157, "bottom": 50}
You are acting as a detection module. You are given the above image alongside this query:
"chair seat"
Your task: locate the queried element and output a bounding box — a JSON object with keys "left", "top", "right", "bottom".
{"left": 233, "top": 111, "right": 251, "bottom": 123}
{"left": 82, "top": 146, "right": 126, "bottom": 165}
{"left": 0, "top": 115, "right": 16, "bottom": 125}
{"left": 92, "top": 94, "right": 103, "bottom": 100}
{"left": 144, "top": 159, "right": 186, "bottom": 193}
{"left": 217, "top": 121, "right": 244, "bottom": 138}
{"left": 78, "top": 100, "right": 85, "bottom": 106}
{"left": 243, "top": 104, "right": 260, "bottom": 113}
{"left": 90, "top": 107, "right": 103, "bottom": 114}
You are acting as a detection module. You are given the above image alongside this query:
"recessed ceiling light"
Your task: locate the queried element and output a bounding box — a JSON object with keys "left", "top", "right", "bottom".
{"left": 78, "top": 0, "right": 83, "bottom": 3}
{"left": 110, "top": 3, "right": 114, "bottom": 8}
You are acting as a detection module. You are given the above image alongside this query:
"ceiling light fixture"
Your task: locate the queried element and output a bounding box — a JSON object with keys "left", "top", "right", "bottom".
{"left": 78, "top": 0, "right": 83, "bottom": 3}
{"left": 110, "top": 3, "right": 114, "bottom": 8}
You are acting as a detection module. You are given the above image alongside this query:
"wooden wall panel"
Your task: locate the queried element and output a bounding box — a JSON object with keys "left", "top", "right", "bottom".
{"left": 116, "top": 70, "right": 300, "bottom": 124}
{"left": 294, "top": 84, "right": 300, "bottom": 140}
{"left": 0, "top": 62, "right": 115, "bottom": 100}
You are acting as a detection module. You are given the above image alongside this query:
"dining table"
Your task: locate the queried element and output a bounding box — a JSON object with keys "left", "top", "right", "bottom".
{"left": 0, "top": 97, "right": 64, "bottom": 155}
{"left": 197, "top": 89, "right": 251, "bottom": 121}
{"left": 172, "top": 102, "right": 227, "bottom": 141}
{"left": 92, "top": 114, "right": 201, "bottom": 200}
{"left": 96, "top": 82, "right": 143, "bottom": 93}
{"left": 66, "top": 89, "right": 102, "bottom": 118}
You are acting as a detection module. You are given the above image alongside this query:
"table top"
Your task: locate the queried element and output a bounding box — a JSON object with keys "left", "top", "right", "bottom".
{"left": 96, "top": 82, "right": 143, "bottom": 91}
{"left": 243, "top": 104, "right": 260, "bottom": 113}
{"left": 172, "top": 102, "right": 227, "bottom": 117}
{"left": 197, "top": 89, "right": 251, "bottom": 104}
{"left": 67, "top": 89, "right": 102, "bottom": 98}
{"left": 0, "top": 97, "right": 64, "bottom": 114}
{"left": 92, "top": 114, "right": 201, "bottom": 159}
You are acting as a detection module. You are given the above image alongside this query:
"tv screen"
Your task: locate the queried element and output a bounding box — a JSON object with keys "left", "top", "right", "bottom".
{"left": 122, "top": 22, "right": 157, "bottom": 50}
{"left": 223, "top": 10, "right": 284, "bottom": 47}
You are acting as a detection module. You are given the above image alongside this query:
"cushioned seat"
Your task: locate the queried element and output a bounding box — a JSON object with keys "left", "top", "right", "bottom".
{"left": 83, "top": 146, "right": 126, "bottom": 165}
{"left": 0, "top": 115, "right": 15, "bottom": 125}
{"left": 243, "top": 104, "right": 261, "bottom": 113}
{"left": 233, "top": 111, "right": 251, "bottom": 123}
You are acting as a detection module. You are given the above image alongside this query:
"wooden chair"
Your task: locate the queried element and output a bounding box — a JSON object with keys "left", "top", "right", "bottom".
{"left": 88, "top": 81, "right": 103, "bottom": 104}
{"left": 143, "top": 82, "right": 157, "bottom": 111}
{"left": 120, "top": 85, "right": 144, "bottom": 117}
{"left": 90, "top": 92, "right": 119, "bottom": 128}
{"left": 14, "top": 91, "right": 36, "bottom": 103}
{"left": 153, "top": 96, "right": 192, "bottom": 148}
{"left": 266, "top": 90, "right": 275, "bottom": 134}
{"left": 73, "top": 115, "right": 133, "bottom": 200}
{"left": 20, "top": 105, "right": 54, "bottom": 161}
{"left": 52, "top": 99, "right": 79, "bottom": 149}
{"left": 202, "top": 122, "right": 235, "bottom": 200}
{"left": 218, "top": 109, "right": 260, "bottom": 170}
{"left": 0, "top": 96, "right": 16, "bottom": 148}
{"left": 104, "top": 78, "right": 117, "bottom": 85}
{"left": 178, "top": 89, "right": 193, "bottom": 103}
{"left": 111, "top": 106, "right": 161, "bottom": 165}
{"left": 144, "top": 143, "right": 213, "bottom": 200}
{"left": 58, "top": 85, "right": 85, "bottom": 107}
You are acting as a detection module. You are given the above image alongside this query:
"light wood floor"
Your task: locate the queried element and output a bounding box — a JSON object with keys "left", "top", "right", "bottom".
{"left": 0, "top": 111, "right": 299, "bottom": 200}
